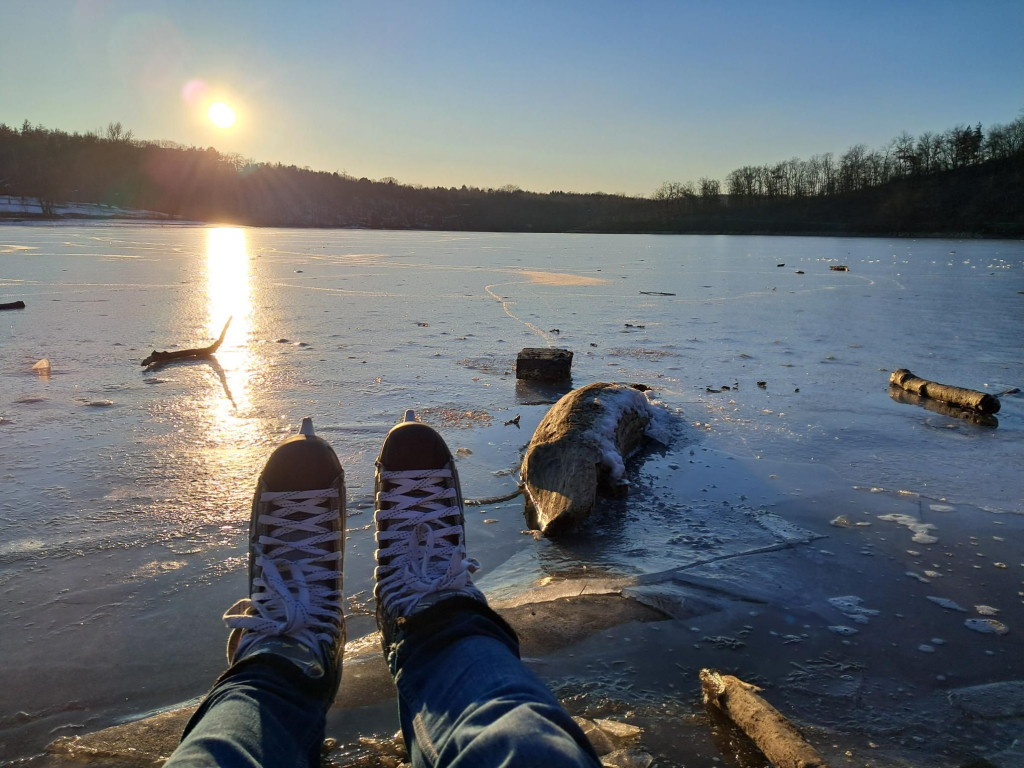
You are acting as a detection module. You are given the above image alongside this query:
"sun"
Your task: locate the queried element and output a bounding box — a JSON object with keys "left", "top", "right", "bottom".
{"left": 208, "top": 102, "right": 236, "bottom": 129}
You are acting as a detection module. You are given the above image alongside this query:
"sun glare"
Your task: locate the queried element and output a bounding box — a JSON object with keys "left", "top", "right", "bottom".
{"left": 208, "top": 102, "right": 236, "bottom": 129}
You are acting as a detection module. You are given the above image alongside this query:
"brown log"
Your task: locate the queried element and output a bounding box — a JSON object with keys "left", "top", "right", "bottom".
{"left": 889, "top": 368, "right": 1000, "bottom": 414}
{"left": 0, "top": 300, "right": 26, "bottom": 310}
{"left": 141, "top": 317, "right": 231, "bottom": 368}
{"left": 700, "top": 669, "right": 827, "bottom": 768}
{"left": 520, "top": 382, "right": 652, "bottom": 535}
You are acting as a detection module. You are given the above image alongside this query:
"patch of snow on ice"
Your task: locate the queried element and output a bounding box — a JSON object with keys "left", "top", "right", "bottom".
{"left": 927, "top": 596, "right": 966, "bottom": 612}
{"left": 590, "top": 386, "right": 672, "bottom": 481}
{"left": 878, "top": 513, "right": 938, "bottom": 544}
{"left": 828, "top": 595, "right": 880, "bottom": 624}
{"left": 964, "top": 618, "right": 1009, "bottom": 635}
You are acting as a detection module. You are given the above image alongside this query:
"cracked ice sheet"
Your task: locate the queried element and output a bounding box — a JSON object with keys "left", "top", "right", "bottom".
{"left": 479, "top": 501, "right": 816, "bottom": 603}
{"left": 479, "top": 445, "right": 820, "bottom": 602}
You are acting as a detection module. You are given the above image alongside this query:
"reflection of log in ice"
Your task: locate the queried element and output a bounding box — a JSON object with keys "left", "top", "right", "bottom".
{"left": 889, "top": 385, "right": 998, "bottom": 428}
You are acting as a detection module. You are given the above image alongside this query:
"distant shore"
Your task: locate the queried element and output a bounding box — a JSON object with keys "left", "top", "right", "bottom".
{"left": 2, "top": 211, "right": 1018, "bottom": 241}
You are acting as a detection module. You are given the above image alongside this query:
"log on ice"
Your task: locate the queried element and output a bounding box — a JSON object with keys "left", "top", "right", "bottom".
{"left": 141, "top": 317, "right": 231, "bottom": 368}
{"left": 889, "top": 369, "right": 1000, "bottom": 414}
{"left": 515, "top": 347, "right": 573, "bottom": 381}
{"left": 700, "top": 669, "right": 827, "bottom": 768}
{"left": 520, "top": 382, "right": 661, "bottom": 535}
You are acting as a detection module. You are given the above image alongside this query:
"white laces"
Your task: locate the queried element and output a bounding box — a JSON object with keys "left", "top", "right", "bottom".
{"left": 375, "top": 469, "right": 481, "bottom": 617}
{"left": 225, "top": 488, "right": 343, "bottom": 658}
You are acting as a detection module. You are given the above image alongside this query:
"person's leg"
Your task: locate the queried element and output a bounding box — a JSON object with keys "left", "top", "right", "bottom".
{"left": 390, "top": 597, "right": 600, "bottom": 768}
{"left": 165, "top": 654, "right": 332, "bottom": 768}
{"left": 374, "top": 411, "right": 601, "bottom": 768}
{"left": 165, "top": 418, "right": 347, "bottom": 768}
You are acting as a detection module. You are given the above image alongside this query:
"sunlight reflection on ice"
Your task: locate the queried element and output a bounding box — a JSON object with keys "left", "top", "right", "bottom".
{"left": 199, "top": 227, "right": 263, "bottom": 520}
{"left": 206, "top": 227, "right": 254, "bottom": 415}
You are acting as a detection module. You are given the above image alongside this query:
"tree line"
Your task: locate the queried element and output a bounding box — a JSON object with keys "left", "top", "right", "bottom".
{"left": 651, "top": 114, "right": 1024, "bottom": 207}
{"left": 1, "top": 110, "right": 1022, "bottom": 236}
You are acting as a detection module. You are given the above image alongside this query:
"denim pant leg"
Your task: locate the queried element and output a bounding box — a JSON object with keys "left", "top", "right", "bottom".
{"left": 390, "top": 597, "right": 601, "bottom": 768}
{"left": 164, "top": 654, "right": 333, "bottom": 768}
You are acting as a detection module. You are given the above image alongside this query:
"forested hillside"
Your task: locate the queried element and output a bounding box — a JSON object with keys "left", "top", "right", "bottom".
{"left": 1, "top": 113, "right": 1022, "bottom": 236}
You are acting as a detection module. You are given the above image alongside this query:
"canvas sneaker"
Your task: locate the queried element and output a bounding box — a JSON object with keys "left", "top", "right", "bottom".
{"left": 224, "top": 417, "right": 346, "bottom": 679}
{"left": 374, "top": 410, "right": 484, "bottom": 646}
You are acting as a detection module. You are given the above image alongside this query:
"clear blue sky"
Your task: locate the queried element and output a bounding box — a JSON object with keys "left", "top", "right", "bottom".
{"left": 2, "top": 0, "right": 1022, "bottom": 194}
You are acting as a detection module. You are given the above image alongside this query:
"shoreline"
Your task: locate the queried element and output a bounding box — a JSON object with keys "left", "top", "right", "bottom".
{"left": 1, "top": 213, "right": 1019, "bottom": 241}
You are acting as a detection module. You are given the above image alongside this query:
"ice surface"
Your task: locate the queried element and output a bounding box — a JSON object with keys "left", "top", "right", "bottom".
{"left": 1, "top": 225, "right": 1022, "bottom": 763}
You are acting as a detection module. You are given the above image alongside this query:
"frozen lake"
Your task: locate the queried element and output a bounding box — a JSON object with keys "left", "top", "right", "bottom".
{"left": 1, "top": 225, "right": 1022, "bottom": 765}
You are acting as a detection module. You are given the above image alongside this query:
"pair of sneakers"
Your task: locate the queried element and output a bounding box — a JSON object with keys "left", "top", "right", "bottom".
{"left": 223, "top": 410, "right": 484, "bottom": 680}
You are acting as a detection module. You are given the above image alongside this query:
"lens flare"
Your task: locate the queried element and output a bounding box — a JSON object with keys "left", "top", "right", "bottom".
{"left": 208, "top": 102, "right": 236, "bottom": 129}
{"left": 181, "top": 78, "right": 207, "bottom": 104}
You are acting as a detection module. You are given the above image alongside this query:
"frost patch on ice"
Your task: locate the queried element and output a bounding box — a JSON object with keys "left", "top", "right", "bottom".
{"left": 906, "top": 571, "right": 931, "bottom": 584}
{"left": 828, "top": 596, "right": 880, "bottom": 624}
{"left": 591, "top": 386, "right": 673, "bottom": 480}
{"left": 748, "top": 511, "right": 819, "bottom": 544}
{"left": 927, "top": 596, "right": 966, "bottom": 612}
{"left": 829, "top": 625, "right": 859, "bottom": 636}
{"left": 975, "top": 605, "right": 1001, "bottom": 616}
{"left": 877, "top": 513, "right": 938, "bottom": 544}
{"left": 930, "top": 504, "right": 956, "bottom": 512}
{"left": 965, "top": 618, "right": 1009, "bottom": 635}
{"left": 918, "top": 644, "right": 936, "bottom": 653}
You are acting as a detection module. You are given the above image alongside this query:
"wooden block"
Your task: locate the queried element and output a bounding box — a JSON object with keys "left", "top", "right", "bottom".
{"left": 515, "top": 347, "right": 573, "bottom": 381}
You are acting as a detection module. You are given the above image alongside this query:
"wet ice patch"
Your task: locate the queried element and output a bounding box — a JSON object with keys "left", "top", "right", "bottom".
{"left": 949, "top": 681, "right": 1024, "bottom": 718}
{"left": 878, "top": 513, "right": 938, "bottom": 544}
{"left": 828, "top": 596, "right": 880, "bottom": 624}
{"left": 965, "top": 618, "right": 1009, "bottom": 635}
{"left": 829, "top": 625, "right": 859, "bottom": 636}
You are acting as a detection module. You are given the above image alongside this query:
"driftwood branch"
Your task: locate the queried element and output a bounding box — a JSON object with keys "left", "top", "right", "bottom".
{"left": 890, "top": 368, "right": 1000, "bottom": 414}
{"left": 142, "top": 317, "right": 232, "bottom": 368}
{"left": 701, "top": 669, "right": 827, "bottom": 768}
{"left": 1, "top": 300, "right": 26, "bottom": 311}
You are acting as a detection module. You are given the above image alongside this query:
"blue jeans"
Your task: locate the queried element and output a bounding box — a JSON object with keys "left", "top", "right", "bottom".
{"left": 166, "top": 598, "right": 600, "bottom": 768}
